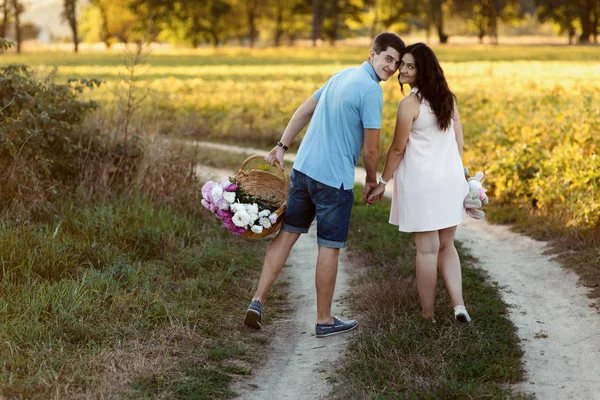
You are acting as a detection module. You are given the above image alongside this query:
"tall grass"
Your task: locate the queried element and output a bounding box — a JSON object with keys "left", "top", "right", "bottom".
{"left": 0, "top": 191, "right": 279, "bottom": 398}
{"left": 333, "top": 190, "right": 527, "bottom": 399}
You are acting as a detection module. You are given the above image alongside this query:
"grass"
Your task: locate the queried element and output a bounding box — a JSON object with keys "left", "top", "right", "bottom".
{"left": 1, "top": 44, "right": 598, "bottom": 397}
{"left": 0, "top": 192, "right": 286, "bottom": 398}
{"left": 332, "top": 189, "right": 528, "bottom": 398}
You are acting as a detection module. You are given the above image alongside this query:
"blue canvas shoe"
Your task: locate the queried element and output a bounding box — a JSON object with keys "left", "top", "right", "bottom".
{"left": 244, "top": 300, "right": 263, "bottom": 329}
{"left": 315, "top": 317, "right": 358, "bottom": 338}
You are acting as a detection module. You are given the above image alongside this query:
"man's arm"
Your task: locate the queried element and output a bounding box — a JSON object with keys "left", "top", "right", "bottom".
{"left": 362, "top": 128, "right": 381, "bottom": 203}
{"left": 265, "top": 96, "right": 319, "bottom": 169}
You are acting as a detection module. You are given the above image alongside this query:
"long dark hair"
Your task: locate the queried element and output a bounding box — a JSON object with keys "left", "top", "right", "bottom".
{"left": 400, "top": 43, "right": 455, "bottom": 131}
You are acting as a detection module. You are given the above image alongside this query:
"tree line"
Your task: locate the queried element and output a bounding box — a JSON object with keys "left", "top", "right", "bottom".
{"left": 1, "top": 0, "right": 599, "bottom": 53}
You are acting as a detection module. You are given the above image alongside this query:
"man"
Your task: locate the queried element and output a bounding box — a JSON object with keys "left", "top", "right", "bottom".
{"left": 244, "top": 32, "right": 405, "bottom": 338}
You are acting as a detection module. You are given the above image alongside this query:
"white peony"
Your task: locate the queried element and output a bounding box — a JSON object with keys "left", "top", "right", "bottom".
{"left": 246, "top": 203, "right": 259, "bottom": 216}
{"left": 248, "top": 213, "right": 259, "bottom": 224}
{"left": 232, "top": 210, "right": 252, "bottom": 228}
{"left": 260, "top": 217, "right": 272, "bottom": 229}
{"left": 223, "top": 191, "right": 236, "bottom": 204}
{"left": 259, "top": 209, "right": 271, "bottom": 217}
{"left": 269, "top": 213, "right": 278, "bottom": 224}
{"left": 230, "top": 203, "right": 246, "bottom": 212}
{"left": 251, "top": 225, "right": 263, "bottom": 234}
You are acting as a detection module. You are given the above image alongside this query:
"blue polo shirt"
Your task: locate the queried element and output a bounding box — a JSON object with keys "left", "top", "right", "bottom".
{"left": 293, "top": 62, "right": 383, "bottom": 190}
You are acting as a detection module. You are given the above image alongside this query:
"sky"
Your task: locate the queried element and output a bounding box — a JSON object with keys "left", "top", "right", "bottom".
{"left": 21, "top": 0, "right": 78, "bottom": 37}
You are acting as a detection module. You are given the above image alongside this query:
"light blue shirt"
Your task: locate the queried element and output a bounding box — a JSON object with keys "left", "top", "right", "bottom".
{"left": 293, "top": 62, "right": 383, "bottom": 190}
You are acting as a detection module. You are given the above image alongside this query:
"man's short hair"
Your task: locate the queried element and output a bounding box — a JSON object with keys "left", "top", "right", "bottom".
{"left": 372, "top": 32, "right": 405, "bottom": 55}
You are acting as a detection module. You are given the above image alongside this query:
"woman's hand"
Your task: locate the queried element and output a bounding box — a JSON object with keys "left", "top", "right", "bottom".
{"left": 367, "top": 183, "right": 386, "bottom": 205}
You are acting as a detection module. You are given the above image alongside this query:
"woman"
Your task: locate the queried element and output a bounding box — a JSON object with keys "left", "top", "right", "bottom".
{"left": 368, "top": 43, "right": 471, "bottom": 323}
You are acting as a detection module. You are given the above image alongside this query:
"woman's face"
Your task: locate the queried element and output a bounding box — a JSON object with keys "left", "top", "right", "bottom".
{"left": 398, "top": 53, "right": 417, "bottom": 86}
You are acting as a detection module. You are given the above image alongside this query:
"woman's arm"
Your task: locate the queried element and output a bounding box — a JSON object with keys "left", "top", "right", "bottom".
{"left": 367, "top": 95, "right": 420, "bottom": 202}
{"left": 380, "top": 96, "right": 420, "bottom": 182}
{"left": 452, "top": 98, "right": 464, "bottom": 159}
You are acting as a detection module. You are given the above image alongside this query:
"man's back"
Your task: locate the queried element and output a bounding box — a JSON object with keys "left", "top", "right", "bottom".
{"left": 293, "top": 62, "right": 383, "bottom": 190}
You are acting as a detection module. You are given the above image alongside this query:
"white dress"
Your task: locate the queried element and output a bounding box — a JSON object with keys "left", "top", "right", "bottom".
{"left": 389, "top": 87, "right": 468, "bottom": 232}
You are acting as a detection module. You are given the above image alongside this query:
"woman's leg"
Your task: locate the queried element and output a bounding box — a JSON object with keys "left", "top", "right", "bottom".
{"left": 437, "top": 226, "right": 465, "bottom": 308}
{"left": 413, "top": 231, "right": 440, "bottom": 319}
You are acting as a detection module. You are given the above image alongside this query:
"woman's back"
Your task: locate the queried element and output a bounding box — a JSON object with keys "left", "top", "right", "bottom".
{"left": 389, "top": 87, "right": 468, "bottom": 232}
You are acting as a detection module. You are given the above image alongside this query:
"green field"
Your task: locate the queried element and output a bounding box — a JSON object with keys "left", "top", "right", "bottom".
{"left": 0, "top": 44, "right": 598, "bottom": 397}
{"left": 3, "top": 45, "right": 598, "bottom": 227}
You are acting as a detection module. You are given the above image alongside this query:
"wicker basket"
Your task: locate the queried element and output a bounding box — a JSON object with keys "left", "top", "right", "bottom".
{"left": 234, "top": 155, "right": 288, "bottom": 239}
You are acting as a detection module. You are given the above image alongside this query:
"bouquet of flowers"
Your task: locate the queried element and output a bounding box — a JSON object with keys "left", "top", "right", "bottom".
{"left": 201, "top": 177, "right": 280, "bottom": 236}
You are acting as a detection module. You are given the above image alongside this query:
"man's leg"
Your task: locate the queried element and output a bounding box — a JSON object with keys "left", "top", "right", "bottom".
{"left": 315, "top": 245, "right": 340, "bottom": 325}
{"left": 252, "top": 230, "right": 301, "bottom": 305}
{"left": 244, "top": 230, "right": 300, "bottom": 329}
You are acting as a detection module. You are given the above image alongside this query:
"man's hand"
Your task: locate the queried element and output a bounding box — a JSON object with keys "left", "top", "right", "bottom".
{"left": 367, "top": 183, "right": 386, "bottom": 204}
{"left": 363, "top": 180, "right": 379, "bottom": 204}
{"left": 265, "top": 146, "right": 285, "bottom": 171}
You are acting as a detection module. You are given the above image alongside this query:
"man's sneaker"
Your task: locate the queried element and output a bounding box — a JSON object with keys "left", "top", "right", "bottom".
{"left": 454, "top": 305, "right": 472, "bottom": 323}
{"left": 315, "top": 317, "right": 358, "bottom": 338}
{"left": 244, "top": 300, "right": 263, "bottom": 329}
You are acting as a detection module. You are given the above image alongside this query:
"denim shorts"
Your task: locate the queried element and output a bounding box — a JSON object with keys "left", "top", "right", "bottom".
{"left": 282, "top": 169, "right": 354, "bottom": 248}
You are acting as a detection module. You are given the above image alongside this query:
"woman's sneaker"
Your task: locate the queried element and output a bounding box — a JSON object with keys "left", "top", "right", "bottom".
{"left": 244, "top": 300, "right": 263, "bottom": 329}
{"left": 315, "top": 317, "right": 358, "bottom": 338}
{"left": 454, "top": 305, "right": 472, "bottom": 323}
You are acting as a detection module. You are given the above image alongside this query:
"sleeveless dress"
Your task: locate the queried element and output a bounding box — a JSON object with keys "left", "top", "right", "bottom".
{"left": 389, "top": 87, "right": 468, "bottom": 232}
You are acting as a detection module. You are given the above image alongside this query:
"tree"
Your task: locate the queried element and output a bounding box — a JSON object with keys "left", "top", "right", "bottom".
{"left": 536, "top": 0, "right": 579, "bottom": 44}
{"left": 20, "top": 22, "right": 39, "bottom": 40}
{"left": 201, "top": 0, "right": 233, "bottom": 47}
{"left": 84, "top": 0, "right": 138, "bottom": 47}
{"left": 1, "top": 0, "right": 9, "bottom": 38}
{"left": 10, "top": 0, "right": 21, "bottom": 53}
{"left": 62, "top": 0, "right": 79, "bottom": 52}
{"left": 312, "top": 0, "right": 322, "bottom": 46}
{"left": 239, "top": 0, "right": 261, "bottom": 47}
{"left": 535, "top": 0, "right": 597, "bottom": 43}
{"left": 430, "top": 0, "right": 449, "bottom": 43}
{"left": 310, "top": 0, "right": 366, "bottom": 45}
{"left": 453, "top": 0, "right": 524, "bottom": 44}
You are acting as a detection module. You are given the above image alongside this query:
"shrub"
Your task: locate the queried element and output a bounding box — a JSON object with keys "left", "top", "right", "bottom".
{"left": 0, "top": 64, "right": 101, "bottom": 216}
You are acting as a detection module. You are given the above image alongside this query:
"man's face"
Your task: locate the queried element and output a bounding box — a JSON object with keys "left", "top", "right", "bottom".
{"left": 369, "top": 47, "right": 401, "bottom": 81}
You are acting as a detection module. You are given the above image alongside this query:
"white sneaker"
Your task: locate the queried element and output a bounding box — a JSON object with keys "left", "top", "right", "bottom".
{"left": 454, "top": 305, "right": 472, "bottom": 323}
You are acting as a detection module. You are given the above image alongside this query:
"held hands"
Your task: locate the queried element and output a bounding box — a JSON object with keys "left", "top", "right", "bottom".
{"left": 366, "top": 183, "right": 386, "bottom": 205}
{"left": 363, "top": 180, "right": 379, "bottom": 204}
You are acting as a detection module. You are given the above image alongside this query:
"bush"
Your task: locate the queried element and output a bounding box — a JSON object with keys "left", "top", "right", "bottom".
{"left": 0, "top": 64, "right": 101, "bottom": 215}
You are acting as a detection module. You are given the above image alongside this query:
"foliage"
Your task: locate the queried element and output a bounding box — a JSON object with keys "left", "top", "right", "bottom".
{"left": 3, "top": 46, "right": 598, "bottom": 228}
{"left": 0, "top": 64, "right": 101, "bottom": 214}
{"left": 0, "top": 37, "right": 15, "bottom": 50}
{"left": 76, "top": 0, "right": 599, "bottom": 46}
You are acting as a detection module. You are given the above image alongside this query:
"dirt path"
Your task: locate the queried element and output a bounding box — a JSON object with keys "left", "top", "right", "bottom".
{"left": 232, "top": 228, "right": 354, "bottom": 399}
{"left": 195, "top": 142, "right": 600, "bottom": 400}
{"left": 456, "top": 218, "right": 600, "bottom": 400}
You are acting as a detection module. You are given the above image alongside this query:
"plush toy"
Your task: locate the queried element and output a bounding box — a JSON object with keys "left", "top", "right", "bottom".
{"left": 463, "top": 168, "right": 488, "bottom": 219}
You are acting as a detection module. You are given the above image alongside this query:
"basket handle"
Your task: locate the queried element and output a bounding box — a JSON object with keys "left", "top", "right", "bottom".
{"left": 239, "top": 154, "right": 286, "bottom": 180}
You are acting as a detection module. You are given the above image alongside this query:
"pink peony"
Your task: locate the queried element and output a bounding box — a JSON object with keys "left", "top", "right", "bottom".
{"left": 202, "top": 181, "right": 216, "bottom": 201}
{"left": 218, "top": 209, "right": 248, "bottom": 235}
{"left": 220, "top": 177, "right": 236, "bottom": 192}
{"left": 201, "top": 199, "right": 216, "bottom": 213}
